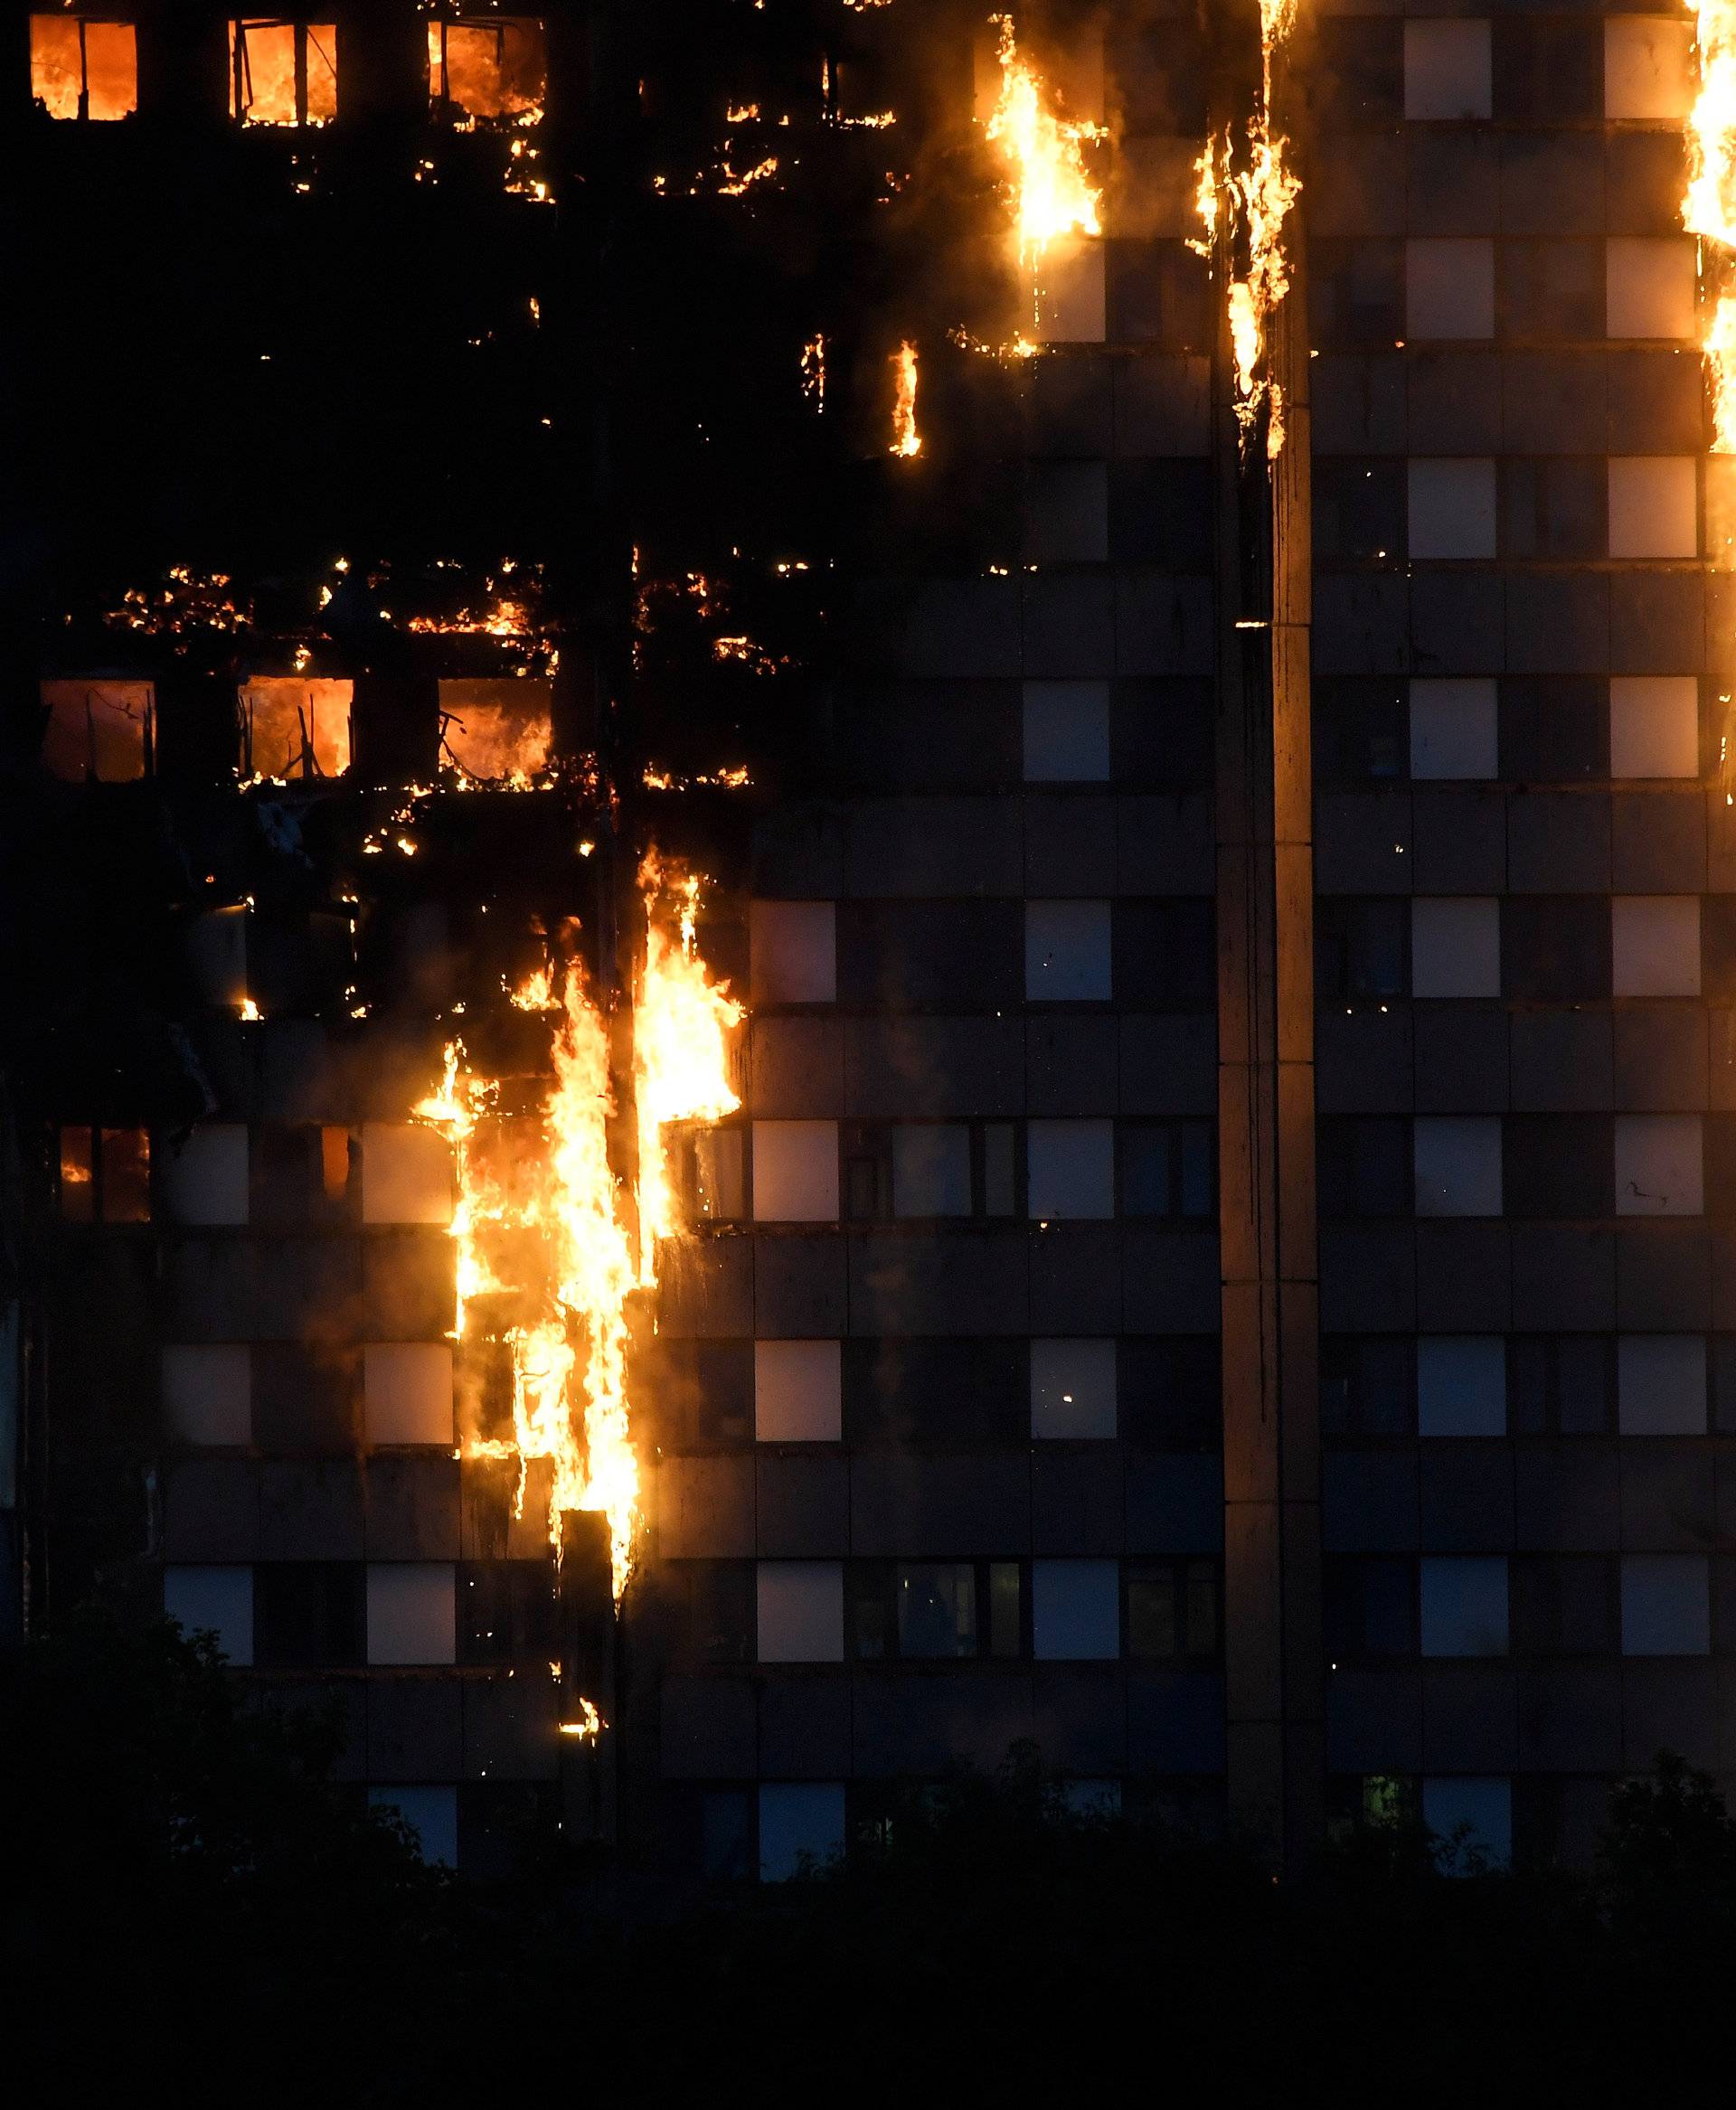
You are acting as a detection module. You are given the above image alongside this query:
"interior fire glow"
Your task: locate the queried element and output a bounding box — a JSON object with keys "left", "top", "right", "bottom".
{"left": 1686, "top": 0, "right": 1736, "bottom": 448}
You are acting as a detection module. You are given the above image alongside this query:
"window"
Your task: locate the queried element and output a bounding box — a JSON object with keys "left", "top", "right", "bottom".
{"left": 1321, "top": 1337, "right": 1413, "bottom": 1436}
{"left": 229, "top": 21, "right": 337, "bottom": 127}
{"left": 368, "top": 1786, "right": 458, "bottom": 1869}
{"left": 1416, "top": 1336, "right": 1505, "bottom": 1436}
{"left": 1617, "top": 1334, "right": 1706, "bottom": 1435}
{"left": 458, "top": 1561, "right": 558, "bottom": 1665}
{"left": 254, "top": 1561, "right": 364, "bottom": 1669}
{"left": 848, "top": 1559, "right": 1024, "bottom": 1659}
{"left": 1621, "top": 1555, "right": 1710, "bottom": 1655}
{"left": 1420, "top": 1557, "right": 1508, "bottom": 1657}
{"left": 39, "top": 680, "right": 153, "bottom": 781}
{"left": 1025, "top": 900, "right": 1112, "bottom": 1002}
{"left": 1614, "top": 1115, "right": 1703, "bottom": 1216}
{"left": 750, "top": 901, "right": 836, "bottom": 1004}
{"left": 659, "top": 1341, "right": 752, "bottom": 1447}
{"left": 1612, "top": 896, "right": 1700, "bottom": 998}
{"left": 159, "top": 1125, "right": 248, "bottom": 1228}
{"left": 1024, "top": 680, "right": 1110, "bottom": 783}
{"left": 1609, "top": 676, "right": 1698, "bottom": 780}
{"left": 754, "top": 1340, "right": 842, "bottom": 1443}
{"left": 30, "top": 14, "right": 136, "bottom": 119}
{"left": 1410, "top": 899, "right": 1499, "bottom": 1001}
{"left": 163, "top": 1345, "right": 250, "bottom": 1446}
{"left": 892, "top": 1125, "right": 972, "bottom": 1217}
{"left": 897, "top": 1564, "right": 978, "bottom": 1658}
{"left": 1403, "top": 20, "right": 1491, "bottom": 120}
{"left": 1026, "top": 461, "right": 1109, "bottom": 561}
{"left": 366, "top": 1563, "right": 457, "bottom": 1666}
{"left": 363, "top": 1343, "right": 454, "bottom": 1446}
{"left": 428, "top": 15, "right": 546, "bottom": 124}
{"left": 756, "top": 1561, "right": 844, "bottom": 1663}
{"left": 1605, "top": 240, "right": 1697, "bottom": 341}
{"left": 668, "top": 1125, "right": 748, "bottom": 1224}
{"left": 702, "top": 1790, "right": 753, "bottom": 1881}
{"left": 1026, "top": 1120, "right": 1115, "bottom": 1220}
{"left": 1031, "top": 235, "right": 1106, "bottom": 344}
{"left": 437, "top": 679, "right": 553, "bottom": 785}
{"left": 1410, "top": 678, "right": 1496, "bottom": 780}
{"left": 164, "top": 1566, "right": 253, "bottom": 1665}
{"left": 1509, "top": 1336, "right": 1614, "bottom": 1436}
{"left": 1413, "top": 1116, "right": 1502, "bottom": 1218}
{"left": 1118, "top": 1120, "right": 1214, "bottom": 1219}
{"left": 1031, "top": 1559, "right": 1120, "bottom": 1660}
{"left": 1608, "top": 458, "right": 1698, "bottom": 560}
{"left": 1512, "top": 1557, "right": 1618, "bottom": 1656}
{"left": 1030, "top": 1337, "right": 1117, "bottom": 1439}
{"left": 251, "top": 1343, "right": 356, "bottom": 1451}
{"left": 1316, "top": 899, "right": 1409, "bottom": 1000}
{"left": 1405, "top": 240, "right": 1494, "bottom": 340}
{"left": 844, "top": 1122, "right": 1018, "bottom": 1221}
{"left": 361, "top": 1124, "right": 453, "bottom": 1225}
{"left": 751, "top": 1121, "right": 839, "bottom": 1222}
{"left": 1118, "top": 1336, "right": 1220, "bottom": 1448}
{"left": 58, "top": 1126, "right": 149, "bottom": 1223}
{"left": 1409, "top": 460, "right": 1496, "bottom": 559}
{"left": 1319, "top": 1117, "right": 1411, "bottom": 1218}
{"left": 759, "top": 1783, "right": 845, "bottom": 1882}
{"left": 1126, "top": 1560, "right": 1220, "bottom": 1662}
{"left": 670, "top": 1562, "right": 753, "bottom": 1667}
{"left": 1326, "top": 1557, "right": 1417, "bottom": 1661}
{"left": 1604, "top": 16, "right": 1694, "bottom": 121}
{"left": 844, "top": 1338, "right": 1028, "bottom": 1449}
{"left": 1422, "top": 1778, "right": 1511, "bottom": 1870}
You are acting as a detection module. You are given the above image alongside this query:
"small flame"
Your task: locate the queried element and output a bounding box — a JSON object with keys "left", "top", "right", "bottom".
{"left": 559, "top": 1699, "right": 605, "bottom": 1738}
{"left": 890, "top": 340, "right": 922, "bottom": 457}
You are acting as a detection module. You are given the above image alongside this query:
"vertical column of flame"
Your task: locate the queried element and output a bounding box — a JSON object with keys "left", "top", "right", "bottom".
{"left": 1197, "top": 0, "right": 1302, "bottom": 457}
{"left": 1685, "top": 0, "right": 1736, "bottom": 449}
{"left": 889, "top": 340, "right": 922, "bottom": 457}
{"left": 413, "top": 859, "right": 741, "bottom": 1599}
{"left": 985, "top": 14, "right": 1105, "bottom": 268}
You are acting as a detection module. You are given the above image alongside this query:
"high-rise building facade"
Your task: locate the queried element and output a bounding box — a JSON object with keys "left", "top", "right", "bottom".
{"left": 5, "top": 0, "right": 1732, "bottom": 1881}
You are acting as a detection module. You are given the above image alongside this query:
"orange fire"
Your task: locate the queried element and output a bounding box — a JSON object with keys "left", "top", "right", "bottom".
{"left": 230, "top": 21, "right": 337, "bottom": 127}
{"left": 31, "top": 16, "right": 136, "bottom": 120}
{"left": 413, "top": 855, "right": 741, "bottom": 1597}
{"left": 1686, "top": 1, "right": 1736, "bottom": 448}
{"left": 983, "top": 15, "right": 1105, "bottom": 267}
{"left": 890, "top": 340, "right": 922, "bottom": 457}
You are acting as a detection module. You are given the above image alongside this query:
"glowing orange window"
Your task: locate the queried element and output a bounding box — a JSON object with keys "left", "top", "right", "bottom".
{"left": 437, "top": 678, "right": 552, "bottom": 785}
{"left": 229, "top": 20, "right": 336, "bottom": 127}
{"left": 58, "top": 1127, "right": 151, "bottom": 1222}
{"left": 38, "top": 680, "right": 155, "bottom": 782}
{"left": 30, "top": 14, "right": 137, "bottom": 120}
{"left": 428, "top": 16, "right": 545, "bottom": 125}
{"left": 237, "top": 678, "right": 353, "bottom": 780}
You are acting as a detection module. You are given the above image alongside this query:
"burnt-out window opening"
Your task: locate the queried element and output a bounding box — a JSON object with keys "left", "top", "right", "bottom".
{"left": 30, "top": 14, "right": 137, "bottom": 120}
{"left": 238, "top": 680, "right": 352, "bottom": 779}
{"left": 38, "top": 681, "right": 154, "bottom": 783}
{"left": 669, "top": 1122, "right": 748, "bottom": 1225}
{"left": 428, "top": 15, "right": 546, "bottom": 125}
{"left": 57, "top": 1127, "right": 150, "bottom": 1224}
{"left": 229, "top": 20, "right": 336, "bottom": 127}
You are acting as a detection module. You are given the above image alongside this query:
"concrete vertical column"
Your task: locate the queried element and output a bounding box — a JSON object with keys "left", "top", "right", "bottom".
{"left": 1211, "top": 0, "right": 1322, "bottom": 1868}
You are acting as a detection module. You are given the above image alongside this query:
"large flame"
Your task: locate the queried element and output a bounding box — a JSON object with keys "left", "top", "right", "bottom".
{"left": 983, "top": 15, "right": 1105, "bottom": 266}
{"left": 889, "top": 341, "right": 922, "bottom": 457}
{"left": 1686, "top": 1, "right": 1736, "bottom": 449}
{"left": 413, "top": 855, "right": 741, "bottom": 1597}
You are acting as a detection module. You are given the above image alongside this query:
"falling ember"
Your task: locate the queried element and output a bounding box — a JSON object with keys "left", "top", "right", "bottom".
{"left": 1685, "top": 2, "right": 1736, "bottom": 449}
{"left": 983, "top": 14, "right": 1106, "bottom": 267}
{"left": 889, "top": 340, "right": 922, "bottom": 457}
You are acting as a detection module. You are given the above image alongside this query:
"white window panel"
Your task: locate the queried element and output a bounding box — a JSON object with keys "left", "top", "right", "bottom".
{"left": 750, "top": 900, "right": 836, "bottom": 1004}
{"left": 1420, "top": 1556, "right": 1508, "bottom": 1656}
{"left": 1409, "top": 460, "right": 1496, "bottom": 559}
{"left": 1410, "top": 679, "right": 1497, "bottom": 780}
{"left": 754, "top": 1339, "right": 843, "bottom": 1442}
{"left": 1609, "top": 675, "right": 1698, "bottom": 779}
{"left": 1617, "top": 1334, "right": 1707, "bottom": 1435}
{"left": 365, "top": 1562, "right": 456, "bottom": 1666}
{"left": 165, "top": 1565, "right": 253, "bottom": 1666}
{"left": 160, "top": 1124, "right": 249, "bottom": 1227}
{"left": 751, "top": 1120, "right": 840, "bottom": 1222}
{"left": 759, "top": 1783, "right": 846, "bottom": 1881}
{"left": 1404, "top": 20, "right": 1491, "bottom": 119}
{"left": 1417, "top": 1336, "right": 1505, "bottom": 1437}
{"left": 361, "top": 1123, "right": 453, "bottom": 1226}
{"left": 757, "top": 1560, "right": 844, "bottom": 1663}
{"left": 1411, "top": 898, "right": 1499, "bottom": 1000}
{"left": 1026, "top": 1119, "right": 1115, "bottom": 1220}
{"left": 1025, "top": 900, "right": 1112, "bottom": 1002}
{"left": 1605, "top": 16, "right": 1695, "bottom": 119}
{"left": 1032, "top": 1559, "right": 1121, "bottom": 1659}
{"left": 1422, "top": 1777, "right": 1512, "bottom": 1870}
{"left": 1621, "top": 1556, "right": 1710, "bottom": 1654}
{"left": 1406, "top": 239, "right": 1494, "bottom": 339}
{"left": 1030, "top": 1337, "right": 1118, "bottom": 1439}
{"left": 1606, "top": 237, "right": 1697, "bottom": 340}
{"left": 163, "top": 1344, "right": 250, "bottom": 1446}
{"left": 892, "top": 1124, "right": 972, "bottom": 1217}
{"left": 1614, "top": 1115, "right": 1703, "bottom": 1216}
{"left": 368, "top": 1785, "right": 458, "bottom": 1868}
{"left": 1024, "top": 680, "right": 1110, "bottom": 783}
{"left": 1413, "top": 1116, "right": 1502, "bottom": 1217}
{"left": 1608, "top": 457, "right": 1698, "bottom": 559}
{"left": 363, "top": 1342, "right": 454, "bottom": 1446}
{"left": 1611, "top": 896, "right": 1700, "bottom": 997}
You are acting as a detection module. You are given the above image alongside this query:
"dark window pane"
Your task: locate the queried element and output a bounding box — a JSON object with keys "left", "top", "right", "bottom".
{"left": 253, "top": 1561, "right": 364, "bottom": 1670}
{"left": 896, "top": 1563, "right": 977, "bottom": 1658}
